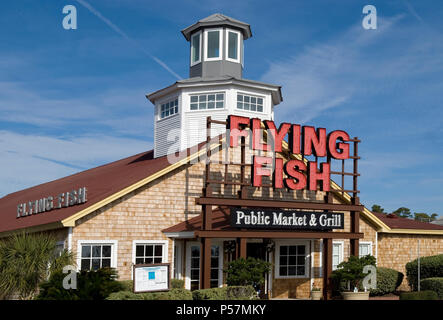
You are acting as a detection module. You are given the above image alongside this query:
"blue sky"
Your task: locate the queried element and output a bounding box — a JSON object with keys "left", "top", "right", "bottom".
{"left": 0, "top": 0, "right": 442, "bottom": 216}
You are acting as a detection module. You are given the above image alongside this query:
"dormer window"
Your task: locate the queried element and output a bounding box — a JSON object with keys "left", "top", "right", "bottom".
{"left": 204, "top": 29, "right": 222, "bottom": 61}
{"left": 226, "top": 29, "right": 241, "bottom": 63}
{"left": 190, "top": 31, "right": 201, "bottom": 66}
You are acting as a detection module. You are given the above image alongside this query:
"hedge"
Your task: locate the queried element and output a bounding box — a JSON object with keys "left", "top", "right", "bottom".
{"left": 192, "top": 286, "right": 257, "bottom": 300}
{"left": 370, "top": 267, "right": 404, "bottom": 296}
{"left": 406, "top": 254, "right": 443, "bottom": 290}
{"left": 170, "top": 279, "right": 185, "bottom": 289}
{"left": 399, "top": 290, "right": 439, "bottom": 300}
{"left": 420, "top": 278, "right": 443, "bottom": 299}
{"left": 106, "top": 289, "right": 192, "bottom": 300}
{"left": 192, "top": 287, "right": 228, "bottom": 300}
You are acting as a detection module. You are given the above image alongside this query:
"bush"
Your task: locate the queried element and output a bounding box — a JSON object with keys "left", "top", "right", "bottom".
{"left": 406, "top": 254, "right": 443, "bottom": 290}
{"left": 117, "top": 280, "right": 133, "bottom": 292}
{"left": 107, "top": 289, "right": 192, "bottom": 300}
{"left": 399, "top": 290, "right": 439, "bottom": 300}
{"left": 192, "top": 287, "right": 228, "bottom": 300}
{"left": 106, "top": 291, "right": 142, "bottom": 300}
{"left": 370, "top": 267, "right": 404, "bottom": 296}
{"left": 420, "top": 278, "right": 443, "bottom": 299}
{"left": 37, "top": 268, "right": 124, "bottom": 300}
{"left": 227, "top": 285, "right": 257, "bottom": 300}
{"left": 225, "top": 258, "right": 271, "bottom": 290}
{"left": 331, "top": 255, "right": 376, "bottom": 291}
{"left": 156, "top": 288, "right": 193, "bottom": 300}
{"left": 170, "top": 279, "right": 185, "bottom": 289}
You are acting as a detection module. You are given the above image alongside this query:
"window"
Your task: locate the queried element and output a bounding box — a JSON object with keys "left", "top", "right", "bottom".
{"left": 135, "top": 244, "right": 164, "bottom": 264}
{"left": 78, "top": 241, "right": 116, "bottom": 270}
{"left": 189, "top": 244, "right": 200, "bottom": 291}
{"left": 190, "top": 32, "right": 201, "bottom": 65}
{"left": 332, "top": 241, "right": 344, "bottom": 270}
{"left": 190, "top": 93, "right": 224, "bottom": 110}
{"left": 277, "top": 243, "right": 307, "bottom": 277}
{"left": 205, "top": 29, "right": 222, "bottom": 61}
{"left": 226, "top": 30, "right": 240, "bottom": 62}
{"left": 186, "top": 242, "right": 222, "bottom": 290}
{"left": 160, "top": 98, "right": 178, "bottom": 119}
{"left": 237, "top": 94, "right": 264, "bottom": 112}
{"left": 359, "top": 242, "right": 373, "bottom": 258}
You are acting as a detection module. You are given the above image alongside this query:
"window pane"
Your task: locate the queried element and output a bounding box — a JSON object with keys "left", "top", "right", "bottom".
{"left": 92, "top": 259, "right": 100, "bottom": 270}
{"left": 191, "top": 282, "right": 199, "bottom": 291}
{"left": 211, "top": 258, "right": 218, "bottom": 267}
{"left": 208, "top": 94, "right": 215, "bottom": 101}
{"left": 237, "top": 94, "right": 243, "bottom": 102}
{"left": 191, "top": 246, "right": 200, "bottom": 257}
{"left": 211, "top": 269, "right": 218, "bottom": 279}
{"left": 191, "top": 258, "right": 199, "bottom": 268}
{"left": 191, "top": 269, "right": 200, "bottom": 279}
{"left": 81, "top": 245, "right": 91, "bottom": 258}
{"left": 288, "top": 256, "right": 296, "bottom": 265}
{"left": 243, "top": 103, "right": 250, "bottom": 110}
{"left": 102, "top": 246, "right": 111, "bottom": 258}
{"left": 280, "top": 246, "right": 287, "bottom": 255}
{"left": 288, "top": 266, "right": 296, "bottom": 276}
{"left": 244, "top": 96, "right": 250, "bottom": 103}
{"left": 216, "top": 101, "right": 223, "bottom": 108}
{"left": 279, "top": 266, "right": 287, "bottom": 276}
{"left": 297, "top": 266, "right": 305, "bottom": 276}
{"left": 216, "top": 93, "right": 224, "bottom": 101}
{"left": 145, "top": 245, "right": 153, "bottom": 257}
{"left": 297, "top": 256, "right": 305, "bottom": 265}
{"left": 154, "top": 245, "right": 163, "bottom": 257}
{"left": 145, "top": 257, "right": 153, "bottom": 264}
{"left": 92, "top": 246, "right": 101, "bottom": 257}
{"left": 257, "top": 105, "right": 263, "bottom": 112}
{"left": 199, "top": 102, "right": 206, "bottom": 110}
{"left": 237, "top": 102, "right": 243, "bottom": 109}
{"left": 257, "top": 98, "right": 263, "bottom": 105}
{"left": 81, "top": 259, "right": 90, "bottom": 270}
{"left": 136, "top": 245, "right": 144, "bottom": 257}
{"left": 297, "top": 246, "right": 305, "bottom": 255}
{"left": 280, "top": 256, "right": 287, "bottom": 266}
{"left": 135, "top": 258, "right": 144, "bottom": 264}
{"left": 191, "top": 33, "right": 200, "bottom": 63}
{"left": 207, "top": 102, "right": 215, "bottom": 109}
{"left": 251, "top": 97, "right": 256, "bottom": 104}
{"left": 250, "top": 104, "right": 256, "bottom": 111}
{"left": 207, "top": 31, "right": 220, "bottom": 58}
{"left": 154, "top": 257, "right": 162, "bottom": 263}
{"left": 210, "top": 280, "right": 218, "bottom": 288}
{"left": 190, "top": 103, "right": 198, "bottom": 110}
{"left": 228, "top": 32, "right": 238, "bottom": 60}
{"left": 199, "top": 95, "right": 206, "bottom": 102}
{"left": 191, "top": 96, "right": 198, "bottom": 103}
{"left": 102, "top": 258, "right": 111, "bottom": 268}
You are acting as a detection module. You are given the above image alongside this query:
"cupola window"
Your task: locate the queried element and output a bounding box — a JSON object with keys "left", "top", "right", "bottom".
{"left": 160, "top": 98, "right": 179, "bottom": 119}
{"left": 190, "top": 31, "right": 201, "bottom": 65}
{"left": 205, "top": 29, "right": 222, "bottom": 60}
{"left": 226, "top": 30, "right": 240, "bottom": 62}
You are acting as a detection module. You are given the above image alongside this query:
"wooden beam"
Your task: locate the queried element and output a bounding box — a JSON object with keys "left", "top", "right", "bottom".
{"left": 200, "top": 238, "right": 212, "bottom": 289}
{"left": 196, "top": 197, "right": 364, "bottom": 212}
{"left": 195, "top": 230, "right": 364, "bottom": 239}
{"left": 323, "top": 238, "right": 333, "bottom": 300}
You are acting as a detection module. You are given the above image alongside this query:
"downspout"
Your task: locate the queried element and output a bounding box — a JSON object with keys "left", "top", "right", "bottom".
{"left": 67, "top": 227, "right": 73, "bottom": 252}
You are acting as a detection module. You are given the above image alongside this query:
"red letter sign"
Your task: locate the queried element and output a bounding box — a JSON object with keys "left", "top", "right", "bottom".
{"left": 252, "top": 156, "right": 272, "bottom": 187}
{"left": 303, "top": 126, "right": 327, "bottom": 157}
{"left": 308, "top": 161, "right": 330, "bottom": 191}
{"left": 284, "top": 159, "right": 307, "bottom": 190}
{"left": 228, "top": 115, "right": 249, "bottom": 147}
{"left": 328, "top": 130, "right": 350, "bottom": 160}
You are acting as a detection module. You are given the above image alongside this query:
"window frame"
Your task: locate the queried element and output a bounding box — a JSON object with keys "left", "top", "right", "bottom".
{"left": 76, "top": 240, "right": 118, "bottom": 272}
{"left": 225, "top": 29, "right": 241, "bottom": 63}
{"left": 158, "top": 97, "right": 179, "bottom": 120}
{"left": 190, "top": 31, "right": 202, "bottom": 66}
{"left": 275, "top": 240, "right": 310, "bottom": 279}
{"left": 236, "top": 92, "right": 265, "bottom": 113}
{"left": 359, "top": 241, "right": 373, "bottom": 258}
{"left": 131, "top": 240, "right": 169, "bottom": 280}
{"left": 204, "top": 28, "right": 223, "bottom": 61}
{"left": 189, "top": 92, "right": 226, "bottom": 111}
{"left": 332, "top": 240, "right": 344, "bottom": 270}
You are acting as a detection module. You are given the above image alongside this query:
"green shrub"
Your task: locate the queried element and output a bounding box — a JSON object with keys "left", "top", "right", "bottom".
{"left": 170, "top": 279, "right": 185, "bottom": 289}
{"left": 117, "top": 280, "right": 133, "bottom": 292}
{"left": 370, "top": 267, "right": 404, "bottom": 296}
{"left": 192, "top": 287, "right": 228, "bottom": 300}
{"left": 399, "top": 290, "right": 439, "bottom": 300}
{"left": 331, "top": 255, "right": 376, "bottom": 291}
{"left": 226, "top": 285, "right": 257, "bottom": 300}
{"left": 157, "top": 288, "right": 193, "bottom": 300}
{"left": 225, "top": 258, "right": 271, "bottom": 290}
{"left": 106, "top": 291, "right": 142, "bottom": 300}
{"left": 420, "top": 278, "right": 443, "bottom": 299}
{"left": 37, "top": 268, "right": 124, "bottom": 300}
{"left": 406, "top": 254, "right": 443, "bottom": 290}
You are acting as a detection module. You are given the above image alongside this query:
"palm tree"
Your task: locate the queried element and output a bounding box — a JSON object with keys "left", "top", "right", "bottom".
{"left": 0, "top": 232, "right": 74, "bottom": 300}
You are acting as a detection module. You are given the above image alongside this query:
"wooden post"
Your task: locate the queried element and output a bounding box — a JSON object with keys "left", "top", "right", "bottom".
{"left": 323, "top": 238, "right": 333, "bottom": 300}
{"left": 236, "top": 238, "right": 247, "bottom": 259}
{"left": 350, "top": 197, "right": 360, "bottom": 257}
{"left": 200, "top": 237, "right": 212, "bottom": 289}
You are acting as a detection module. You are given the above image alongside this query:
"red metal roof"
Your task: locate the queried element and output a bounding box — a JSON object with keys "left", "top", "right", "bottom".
{"left": 0, "top": 149, "right": 181, "bottom": 233}
{"left": 371, "top": 212, "right": 443, "bottom": 231}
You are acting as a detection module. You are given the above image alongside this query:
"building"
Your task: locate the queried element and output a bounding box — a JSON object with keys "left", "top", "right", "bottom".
{"left": 0, "top": 14, "right": 442, "bottom": 299}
